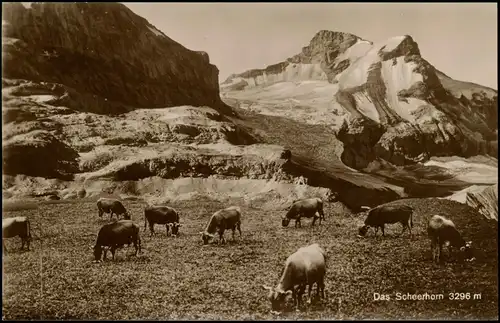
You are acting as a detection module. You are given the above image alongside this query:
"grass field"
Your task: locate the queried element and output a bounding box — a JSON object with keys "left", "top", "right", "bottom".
{"left": 2, "top": 197, "right": 498, "bottom": 320}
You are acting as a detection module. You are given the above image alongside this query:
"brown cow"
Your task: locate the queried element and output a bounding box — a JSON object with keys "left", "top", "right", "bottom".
{"left": 2, "top": 216, "right": 32, "bottom": 253}
{"left": 93, "top": 220, "right": 141, "bottom": 262}
{"left": 427, "top": 214, "right": 474, "bottom": 263}
{"left": 144, "top": 205, "right": 181, "bottom": 237}
{"left": 282, "top": 198, "right": 325, "bottom": 228}
{"left": 358, "top": 204, "right": 414, "bottom": 237}
{"left": 200, "top": 206, "right": 242, "bottom": 245}
{"left": 96, "top": 198, "right": 130, "bottom": 220}
{"left": 262, "top": 243, "right": 327, "bottom": 312}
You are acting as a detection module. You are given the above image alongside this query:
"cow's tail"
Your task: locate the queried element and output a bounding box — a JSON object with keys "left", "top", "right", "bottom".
{"left": 410, "top": 208, "right": 414, "bottom": 228}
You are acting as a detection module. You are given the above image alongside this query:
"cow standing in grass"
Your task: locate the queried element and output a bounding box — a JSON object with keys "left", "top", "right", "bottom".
{"left": 427, "top": 214, "right": 474, "bottom": 263}
{"left": 144, "top": 205, "right": 182, "bottom": 237}
{"left": 96, "top": 198, "right": 130, "bottom": 220}
{"left": 358, "top": 204, "right": 414, "bottom": 237}
{"left": 200, "top": 206, "right": 242, "bottom": 245}
{"left": 2, "top": 216, "right": 32, "bottom": 253}
{"left": 262, "top": 243, "right": 327, "bottom": 312}
{"left": 93, "top": 220, "right": 141, "bottom": 262}
{"left": 282, "top": 198, "right": 325, "bottom": 228}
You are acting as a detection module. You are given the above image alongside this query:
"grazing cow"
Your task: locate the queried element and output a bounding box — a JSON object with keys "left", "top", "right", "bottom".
{"left": 2, "top": 216, "right": 32, "bottom": 253}
{"left": 200, "top": 206, "right": 242, "bottom": 245}
{"left": 282, "top": 198, "right": 325, "bottom": 228}
{"left": 96, "top": 198, "right": 130, "bottom": 220}
{"left": 93, "top": 220, "right": 141, "bottom": 261}
{"left": 427, "top": 214, "right": 474, "bottom": 263}
{"left": 358, "top": 204, "right": 414, "bottom": 237}
{"left": 262, "top": 243, "right": 327, "bottom": 312}
{"left": 144, "top": 205, "right": 182, "bottom": 236}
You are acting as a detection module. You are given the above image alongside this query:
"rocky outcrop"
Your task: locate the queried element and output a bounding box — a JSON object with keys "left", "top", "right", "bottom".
{"left": 82, "top": 145, "right": 292, "bottom": 182}
{"left": 2, "top": 2, "right": 230, "bottom": 115}
{"left": 466, "top": 184, "right": 498, "bottom": 221}
{"left": 2, "top": 130, "right": 79, "bottom": 179}
{"left": 224, "top": 31, "right": 498, "bottom": 170}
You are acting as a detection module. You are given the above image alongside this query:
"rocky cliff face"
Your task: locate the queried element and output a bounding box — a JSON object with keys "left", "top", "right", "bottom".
{"left": 2, "top": 2, "right": 229, "bottom": 115}
{"left": 223, "top": 30, "right": 498, "bottom": 170}
{"left": 466, "top": 184, "right": 498, "bottom": 221}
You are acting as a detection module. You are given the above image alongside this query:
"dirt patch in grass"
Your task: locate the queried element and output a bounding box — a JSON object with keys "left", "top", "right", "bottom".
{"left": 2, "top": 197, "right": 497, "bottom": 320}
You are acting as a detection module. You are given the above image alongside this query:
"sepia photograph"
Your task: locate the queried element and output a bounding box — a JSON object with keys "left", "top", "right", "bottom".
{"left": 2, "top": 1, "right": 498, "bottom": 320}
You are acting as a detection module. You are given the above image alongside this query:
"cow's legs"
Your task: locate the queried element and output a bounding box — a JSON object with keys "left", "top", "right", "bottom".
{"left": 318, "top": 278, "right": 325, "bottom": 299}
{"left": 400, "top": 222, "right": 407, "bottom": 236}
{"left": 436, "top": 239, "right": 443, "bottom": 263}
{"left": 296, "top": 285, "right": 305, "bottom": 310}
{"left": 312, "top": 215, "right": 317, "bottom": 226}
{"left": 103, "top": 248, "right": 108, "bottom": 261}
{"left": 20, "top": 236, "right": 25, "bottom": 250}
{"left": 430, "top": 240, "right": 436, "bottom": 262}
{"left": 110, "top": 247, "right": 116, "bottom": 261}
{"left": 218, "top": 230, "right": 226, "bottom": 245}
{"left": 319, "top": 207, "right": 326, "bottom": 221}
{"left": 381, "top": 225, "right": 386, "bottom": 237}
{"left": 292, "top": 287, "right": 298, "bottom": 310}
{"left": 133, "top": 239, "right": 139, "bottom": 256}
{"left": 306, "top": 283, "right": 314, "bottom": 304}
{"left": 3, "top": 239, "right": 7, "bottom": 254}
{"left": 165, "top": 224, "right": 170, "bottom": 236}
{"left": 237, "top": 222, "right": 242, "bottom": 237}
{"left": 26, "top": 234, "right": 31, "bottom": 251}
{"left": 149, "top": 223, "right": 155, "bottom": 237}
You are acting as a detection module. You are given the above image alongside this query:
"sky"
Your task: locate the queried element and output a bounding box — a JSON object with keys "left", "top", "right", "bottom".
{"left": 125, "top": 2, "right": 497, "bottom": 89}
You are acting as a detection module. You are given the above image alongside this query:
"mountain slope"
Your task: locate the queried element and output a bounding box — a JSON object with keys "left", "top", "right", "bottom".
{"left": 222, "top": 30, "right": 498, "bottom": 200}
{"left": 2, "top": 4, "right": 386, "bottom": 211}
{"left": 223, "top": 30, "right": 497, "bottom": 170}
{"left": 2, "top": 2, "right": 230, "bottom": 115}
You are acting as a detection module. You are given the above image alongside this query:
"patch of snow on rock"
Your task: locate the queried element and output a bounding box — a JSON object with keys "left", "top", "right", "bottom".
{"left": 147, "top": 25, "right": 164, "bottom": 37}
{"left": 380, "top": 57, "right": 424, "bottom": 122}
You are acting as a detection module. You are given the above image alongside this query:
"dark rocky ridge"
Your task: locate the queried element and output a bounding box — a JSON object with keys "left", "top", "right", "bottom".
{"left": 2, "top": 2, "right": 231, "bottom": 115}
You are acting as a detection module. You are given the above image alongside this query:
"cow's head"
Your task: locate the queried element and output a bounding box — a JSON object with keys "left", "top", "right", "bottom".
{"left": 460, "top": 240, "right": 475, "bottom": 261}
{"left": 358, "top": 225, "right": 369, "bottom": 237}
{"left": 262, "top": 285, "right": 292, "bottom": 311}
{"left": 122, "top": 212, "right": 131, "bottom": 220}
{"left": 93, "top": 245, "right": 103, "bottom": 261}
{"left": 326, "top": 190, "right": 339, "bottom": 203}
{"left": 281, "top": 214, "right": 290, "bottom": 227}
{"left": 171, "top": 222, "right": 181, "bottom": 236}
{"left": 200, "top": 231, "right": 214, "bottom": 245}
